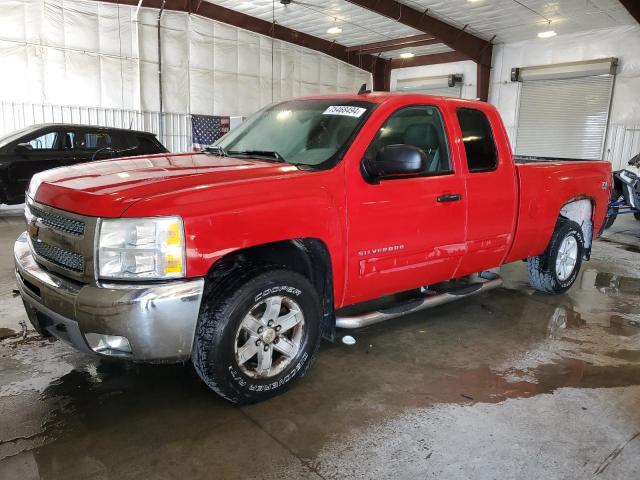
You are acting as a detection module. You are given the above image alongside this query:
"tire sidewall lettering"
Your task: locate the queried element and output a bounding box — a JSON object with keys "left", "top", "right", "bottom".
{"left": 255, "top": 286, "right": 302, "bottom": 303}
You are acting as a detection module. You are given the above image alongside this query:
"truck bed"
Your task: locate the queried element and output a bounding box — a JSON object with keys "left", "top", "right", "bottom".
{"left": 505, "top": 158, "right": 611, "bottom": 263}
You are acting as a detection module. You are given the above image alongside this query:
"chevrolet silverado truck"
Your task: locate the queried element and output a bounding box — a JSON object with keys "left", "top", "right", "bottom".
{"left": 14, "top": 93, "right": 611, "bottom": 404}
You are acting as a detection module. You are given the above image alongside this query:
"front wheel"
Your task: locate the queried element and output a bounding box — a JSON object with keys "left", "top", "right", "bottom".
{"left": 192, "top": 268, "right": 322, "bottom": 404}
{"left": 527, "top": 218, "right": 584, "bottom": 294}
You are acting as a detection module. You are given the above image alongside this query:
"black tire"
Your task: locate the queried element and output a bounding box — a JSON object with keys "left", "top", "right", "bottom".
{"left": 603, "top": 188, "right": 622, "bottom": 230}
{"left": 634, "top": 212, "right": 640, "bottom": 221}
{"left": 527, "top": 218, "right": 584, "bottom": 294}
{"left": 192, "top": 267, "right": 322, "bottom": 405}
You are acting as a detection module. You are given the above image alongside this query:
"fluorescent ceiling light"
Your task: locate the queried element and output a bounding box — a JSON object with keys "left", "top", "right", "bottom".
{"left": 538, "top": 30, "right": 557, "bottom": 38}
{"left": 400, "top": 52, "right": 415, "bottom": 59}
{"left": 327, "top": 26, "right": 342, "bottom": 34}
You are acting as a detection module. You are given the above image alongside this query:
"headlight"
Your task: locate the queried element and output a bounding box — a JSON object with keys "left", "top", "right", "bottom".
{"left": 97, "top": 217, "right": 185, "bottom": 280}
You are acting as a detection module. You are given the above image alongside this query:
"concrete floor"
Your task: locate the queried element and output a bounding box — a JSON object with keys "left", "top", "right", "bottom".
{"left": 1, "top": 205, "right": 639, "bottom": 479}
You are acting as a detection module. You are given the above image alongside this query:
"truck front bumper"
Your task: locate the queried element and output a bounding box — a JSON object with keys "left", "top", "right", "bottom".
{"left": 14, "top": 232, "right": 204, "bottom": 362}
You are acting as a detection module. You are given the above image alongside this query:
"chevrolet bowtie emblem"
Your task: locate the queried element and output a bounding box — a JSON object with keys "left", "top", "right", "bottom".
{"left": 27, "top": 220, "right": 39, "bottom": 238}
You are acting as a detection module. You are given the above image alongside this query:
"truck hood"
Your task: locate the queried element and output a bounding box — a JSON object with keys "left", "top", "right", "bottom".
{"left": 30, "top": 153, "right": 306, "bottom": 217}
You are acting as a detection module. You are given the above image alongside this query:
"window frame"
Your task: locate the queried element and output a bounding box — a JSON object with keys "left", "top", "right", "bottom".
{"left": 456, "top": 107, "right": 499, "bottom": 174}
{"left": 20, "top": 129, "right": 62, "bottom": 152}
{"left": 362, "top": 104, "right": 454, "bottom": 183}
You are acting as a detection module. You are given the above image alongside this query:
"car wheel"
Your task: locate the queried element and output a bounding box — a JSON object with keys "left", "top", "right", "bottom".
{"left": 192, "top": 267, "right": 322, "bottom": 404}
{"left": 527, "top": 218, "right": 584, "bottom": 294}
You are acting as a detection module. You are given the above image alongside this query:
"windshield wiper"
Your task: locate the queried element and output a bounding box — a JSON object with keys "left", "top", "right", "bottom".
{"left": 205, "top": 145, "right": 228, "bottom": 156}
{"left": 227, "top": 150, "right": 286, "bottom": 163}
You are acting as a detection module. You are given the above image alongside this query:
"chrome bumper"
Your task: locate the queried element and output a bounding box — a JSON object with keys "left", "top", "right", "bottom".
{"left": 14, "top": 232, "right": 204, "bottom": 362}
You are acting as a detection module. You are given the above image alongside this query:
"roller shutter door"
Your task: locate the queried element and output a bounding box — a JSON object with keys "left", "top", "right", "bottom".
{"left": 515, "top": 75, "right": 614, "bottom": 160}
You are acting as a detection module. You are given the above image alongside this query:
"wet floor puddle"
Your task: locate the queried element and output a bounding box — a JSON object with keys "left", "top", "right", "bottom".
{"left": 1, "top": 262, "right": 639, "bottom": 472}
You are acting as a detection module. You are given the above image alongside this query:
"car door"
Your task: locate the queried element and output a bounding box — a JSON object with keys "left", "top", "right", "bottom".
{"left": 451, "top": 106, "right": 518, "bottom": 277}
{"left": 7, "top": 128, "right": 76, "bottom": 200}
{"left": 345, "top": 104, "right": 467, "bottom": 305}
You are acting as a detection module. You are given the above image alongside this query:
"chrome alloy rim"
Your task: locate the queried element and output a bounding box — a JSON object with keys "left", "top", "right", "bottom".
{"left": 556, "top": 236, "right": 578, "bottom": 281}
{"left": 234, "top": 295, "right": 305, "bottom": 379}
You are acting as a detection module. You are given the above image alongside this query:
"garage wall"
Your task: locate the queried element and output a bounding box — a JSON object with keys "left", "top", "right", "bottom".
{"left": 390, "top": 60, "right": 478, "bottom": 99}
{"left": 0, "top": 0, "right": 372, "bottom": 147}
{"left": 488, "top": 25, "right": 640, "bottom": 170}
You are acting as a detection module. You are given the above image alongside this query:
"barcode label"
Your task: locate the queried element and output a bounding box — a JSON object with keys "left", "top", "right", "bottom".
{"left": 323, "top": 106, "right": 367, "bottom": 118}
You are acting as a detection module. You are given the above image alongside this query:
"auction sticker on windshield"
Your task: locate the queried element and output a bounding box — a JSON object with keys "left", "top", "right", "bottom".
{"left": 323, "top": 106, "right": 367, "bottom": 117}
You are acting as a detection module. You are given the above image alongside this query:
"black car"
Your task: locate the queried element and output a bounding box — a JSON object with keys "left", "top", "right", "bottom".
{"left": 0, "top": 124, "right": 168, "bottom": 205}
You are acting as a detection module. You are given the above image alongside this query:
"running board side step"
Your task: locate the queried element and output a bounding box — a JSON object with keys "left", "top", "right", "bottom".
{"left": 335, "top": 272, "right": 503, "bottom": 329}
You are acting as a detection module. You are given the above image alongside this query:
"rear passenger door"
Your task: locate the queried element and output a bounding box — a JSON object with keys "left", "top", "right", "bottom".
{"left": 452, "top": 106, "right": 517, "bottom": 277}
{"left": 345, "top": 104, "right": 467, "bottom": 304}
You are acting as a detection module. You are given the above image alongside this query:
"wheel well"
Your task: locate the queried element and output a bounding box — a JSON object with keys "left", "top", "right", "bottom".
{"left": 559, "top": 198, "right": 594, "bottom": 257}
{"left": 205, "top": 239, "right": 336, "bottom": 342}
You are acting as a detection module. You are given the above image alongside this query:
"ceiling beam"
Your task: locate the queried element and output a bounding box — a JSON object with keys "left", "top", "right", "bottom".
{"left": 345, "top": 34, "right": 440, "bottom": 55}
{"left": 389, "top": 51, "right": 467, "bottom": 69}
{"left": 92, "top": 0, "right": 387, "bottom": 81}
{"left": 619, "top": 0, "right": 640, "bottom": 24}
{"left": 344, "top": 0, "right": 492, "bottom": 66}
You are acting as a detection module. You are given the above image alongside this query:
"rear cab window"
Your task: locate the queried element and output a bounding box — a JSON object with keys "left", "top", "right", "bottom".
{"left": 133, "top": 135, "right": 165, "bottom": 154}
{"left": 456, "top": 107, "right": 498, "bottom": 173}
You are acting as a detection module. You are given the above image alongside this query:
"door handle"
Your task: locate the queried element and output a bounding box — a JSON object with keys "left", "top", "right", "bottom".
{"left": 437, "top": 193, "right": 463, "bottom": 203}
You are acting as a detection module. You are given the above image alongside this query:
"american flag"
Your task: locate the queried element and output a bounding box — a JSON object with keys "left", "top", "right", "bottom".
{"left": 192, "top": 114, "right": 230, "bottom": 151}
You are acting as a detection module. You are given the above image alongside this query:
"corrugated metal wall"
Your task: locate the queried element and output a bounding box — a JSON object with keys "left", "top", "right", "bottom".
{"left": 0, "top": 102, "right": 191, "bottom": 152}
{"left": 605, "top": 124, "right": 640, "bottom": 171}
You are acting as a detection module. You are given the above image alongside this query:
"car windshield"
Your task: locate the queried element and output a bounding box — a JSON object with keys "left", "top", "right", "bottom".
{"left": 0, "top": 125, "right": 39, "bottom": 149}
{"left": 213, "top": 99, "right": 375, "bottom": 168}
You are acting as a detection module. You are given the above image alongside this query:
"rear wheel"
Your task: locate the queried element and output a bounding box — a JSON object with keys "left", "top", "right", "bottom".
{"left": 192, "top": 267, "right": 322, "bottom": 404}
{"left": 527, "top": 218, "right": 584, "bottom": 294}
{"left": 634, "top": 212, "right": 640, "bottom": 221}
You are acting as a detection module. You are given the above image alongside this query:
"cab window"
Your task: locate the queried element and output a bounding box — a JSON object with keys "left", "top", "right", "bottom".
{"left": 456, "top": 108, "right": 498, "bottom": 172}
{"left": 23, "top": 131, "right": 75, "bottom": 151}
{"left": 77, "top": 131, "right": 127, "bottom": 151}
{"left": 365, "top": 105, "right": 451, "bottom": 175}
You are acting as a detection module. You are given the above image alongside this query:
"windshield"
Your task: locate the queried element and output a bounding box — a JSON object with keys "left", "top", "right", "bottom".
{"left": 214, "top": 99, "right": 375, "bottom": 168}
{"left": 0, "top": 125, "right": 39, "bottom": 149}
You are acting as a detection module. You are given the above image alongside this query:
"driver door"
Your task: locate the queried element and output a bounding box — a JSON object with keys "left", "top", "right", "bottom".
{"left": 345, "top": 104, "right": 467, "bottom": 305}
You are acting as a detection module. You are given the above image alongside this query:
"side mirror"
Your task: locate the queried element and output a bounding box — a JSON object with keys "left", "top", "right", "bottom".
{"left": 15, "top": 143, "right": 33, "bottom": 154}
{"left": 364, "top": 144, "right": 427, "bottom": 181}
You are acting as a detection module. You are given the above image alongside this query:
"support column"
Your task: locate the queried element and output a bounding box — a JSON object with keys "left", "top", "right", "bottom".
{"left": 476, "top": 62, "right": 491, "bottom": 102}
{"left": 373, "top": 58, "right": 391, "bottom": 91}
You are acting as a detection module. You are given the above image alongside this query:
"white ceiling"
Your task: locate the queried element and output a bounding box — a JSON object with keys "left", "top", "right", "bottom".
{"left": 399, "top": 0, "right": 637, "bottom": 43}
{"left": 208, "top": 0, "right": 637, "bottom": 58}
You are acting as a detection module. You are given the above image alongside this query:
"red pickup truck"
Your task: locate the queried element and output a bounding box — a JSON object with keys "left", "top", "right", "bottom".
{"left": 14, "top": 93, "right": 611, "bottom": 404}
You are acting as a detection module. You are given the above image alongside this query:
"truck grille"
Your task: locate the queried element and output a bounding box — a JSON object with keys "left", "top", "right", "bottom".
{"left": 31, "top": 240, "right": 84, "bottom": 272}
{"left": 29, "top": 204, "right": 85, "bottom": 236}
